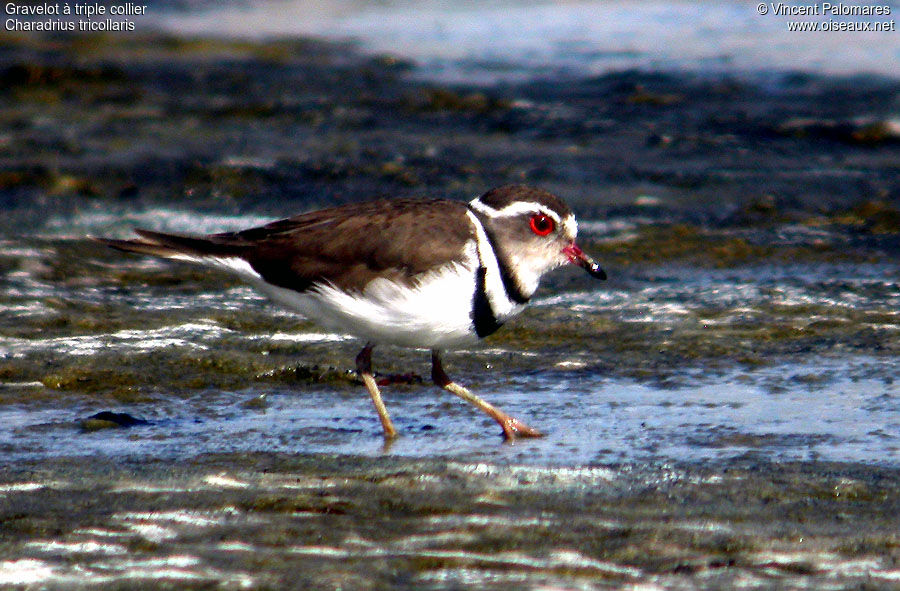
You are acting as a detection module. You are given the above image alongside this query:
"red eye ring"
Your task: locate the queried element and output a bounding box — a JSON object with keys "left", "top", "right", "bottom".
{"left": 529, "top": 213, "right": 555, "bottom": 236}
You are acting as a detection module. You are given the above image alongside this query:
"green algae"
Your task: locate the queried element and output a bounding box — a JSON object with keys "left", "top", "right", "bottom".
{"left": 21, "top": 347, "right": 356, "bottom": 403}
{"left": 40, "top": 365, "right": 147, "bottom": 404}
{"left": 587, "top": 223, "right": 860, "bottom": 269}
{"left": 257, "top": 365, "right": 357, "bottom": 387}
{"left": 412, "top": 88, "right": 512, "bottom": 114}
{"left": 833, "top": 201, "right": 900, "bottom": 235}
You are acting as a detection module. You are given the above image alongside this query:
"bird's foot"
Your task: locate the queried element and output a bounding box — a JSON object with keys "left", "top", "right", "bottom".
{"left": 501, "top": 416, "right": 544, "bottom": 441}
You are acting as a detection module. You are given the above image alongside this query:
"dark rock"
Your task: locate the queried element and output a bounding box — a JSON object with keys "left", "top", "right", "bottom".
{"left": 80, "top": 411, "right": 149, "bottom": 432}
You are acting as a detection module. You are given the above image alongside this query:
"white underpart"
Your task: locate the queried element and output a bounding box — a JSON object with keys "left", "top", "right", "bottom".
{"left": 279, "top": 258, "right": 481, "bottom": 348}
{"left": 163, "top": 247, "right": 486, "bottom": 349}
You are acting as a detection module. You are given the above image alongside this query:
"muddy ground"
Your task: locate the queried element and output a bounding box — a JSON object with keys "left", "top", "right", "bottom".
{"left": 1, "top": 32, "right": 899, "bottom": 589}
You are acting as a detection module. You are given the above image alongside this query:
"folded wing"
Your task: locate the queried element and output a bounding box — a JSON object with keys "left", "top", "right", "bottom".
{"left": 93, "top": 199, "right": 476, "bottom": 294}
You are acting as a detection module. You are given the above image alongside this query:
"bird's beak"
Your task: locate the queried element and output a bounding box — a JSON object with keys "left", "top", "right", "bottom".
{"left": 563, "top": 244, "right": 606, "bottom": 280}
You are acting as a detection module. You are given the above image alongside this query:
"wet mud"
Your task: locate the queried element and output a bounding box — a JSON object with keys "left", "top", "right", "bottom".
{"left": 0, "top": 30, "right": 899, "bottom": 589}
{"left": 4, "top": 454, "right": 900, "bottom": 589}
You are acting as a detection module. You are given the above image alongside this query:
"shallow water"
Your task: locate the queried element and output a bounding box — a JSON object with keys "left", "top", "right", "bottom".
{"left": 3, "top": 357, "right": 899, "bottom": 466}
{"left": 151, "top": 0, "right": 900, "bottom": 82}
{"left": 3, "top": 451, "right": 900, "bottom": 590}
{"left": 2, "top": 15, "right": 899, "bottom": 589}
{"left": 1, "top": 211, "right": 898, "bottom": 468}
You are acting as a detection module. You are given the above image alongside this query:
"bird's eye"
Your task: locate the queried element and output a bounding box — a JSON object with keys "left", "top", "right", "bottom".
{"left": 529, "top": 213, "right": 555, "bottom": 236}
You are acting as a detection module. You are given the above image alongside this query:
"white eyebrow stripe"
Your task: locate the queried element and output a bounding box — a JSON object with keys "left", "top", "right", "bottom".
{"left": 468, "top": 198, "right": 562, "bottom": 224}
{"left": 562, "top": 214, "right": 577, "bottom": 239}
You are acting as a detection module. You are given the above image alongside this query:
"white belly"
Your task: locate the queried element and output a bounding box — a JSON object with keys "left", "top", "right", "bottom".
{"left": 254, "top": 261, "right": 483, "bottom": 349}
{"left": 191, "top": 235, "right": 525, "bottom": 350}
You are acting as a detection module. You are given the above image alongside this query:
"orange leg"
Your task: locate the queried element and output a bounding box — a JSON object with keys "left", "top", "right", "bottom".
{"left": 431, "top": 350, "right": 542, "bottom": 441}
{"left": 355, "top": 343, "right": 397, "bottom": 439}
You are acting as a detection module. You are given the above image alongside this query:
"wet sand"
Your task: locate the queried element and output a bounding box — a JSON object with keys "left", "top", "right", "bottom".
{"left": 1, "top": 31, "right": 899, "bottom": 589}
{"left": 4, "top": 454, "right": 900, "bottom": 589}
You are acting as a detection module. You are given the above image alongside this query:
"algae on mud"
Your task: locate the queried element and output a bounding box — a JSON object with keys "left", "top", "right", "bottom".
{"left": 1, "top": 27, "right": 899, "bottom": 591}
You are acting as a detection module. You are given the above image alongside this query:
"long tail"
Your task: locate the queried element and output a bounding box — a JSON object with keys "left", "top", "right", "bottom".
{"left": 91, "top": 229, "right": 244, "bottom": 260}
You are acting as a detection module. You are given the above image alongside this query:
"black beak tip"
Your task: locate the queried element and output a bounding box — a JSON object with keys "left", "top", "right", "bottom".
{"left": 589, "top": 264, "right": 607, "bottom": 280}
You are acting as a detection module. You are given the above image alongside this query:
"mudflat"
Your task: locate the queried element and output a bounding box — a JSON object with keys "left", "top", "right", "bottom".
{"left": 0, "top": 32, "right": 898, "bottom": 589}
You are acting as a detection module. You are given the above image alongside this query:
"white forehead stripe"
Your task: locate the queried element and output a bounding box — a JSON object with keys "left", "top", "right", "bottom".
{"left": 470, "top": 196, "right": 578, "bottom": 238}
{"left": 562, "top": 214, "right": 577, "bottom": 239}
{"left": 468, "top": 198, "right": 562, "bottom": 224}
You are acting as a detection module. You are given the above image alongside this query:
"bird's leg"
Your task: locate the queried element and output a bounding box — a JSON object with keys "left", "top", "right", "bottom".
{"left": 355, "top": 343, "right": 397, "bottom": 439}
{"left": 431, "top": 350, "right": 543, "bottom": 441}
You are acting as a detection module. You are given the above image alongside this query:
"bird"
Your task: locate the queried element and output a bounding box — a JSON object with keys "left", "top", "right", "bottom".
{"left": 93, "top": 184, "right": 606, "bottom": 441}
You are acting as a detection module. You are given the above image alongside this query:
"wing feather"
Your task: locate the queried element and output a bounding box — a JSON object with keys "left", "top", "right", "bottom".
{"left": 94, "top": 198, "right": 476, "bottom": 293}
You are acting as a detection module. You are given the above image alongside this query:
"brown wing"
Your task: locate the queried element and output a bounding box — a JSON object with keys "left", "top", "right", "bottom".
{"left": 239, "top": 199, "right": 475, "bottom": 293}
{"left": 94, "top": 229, "right": 243, "bottom": 258}
{"left": 95, "top": 199, "right": 476, "bottom": 294}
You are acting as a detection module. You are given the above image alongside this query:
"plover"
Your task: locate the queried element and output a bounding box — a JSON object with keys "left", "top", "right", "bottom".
{"left": 94, "top": 184, "right": 605, "bottom": 440}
